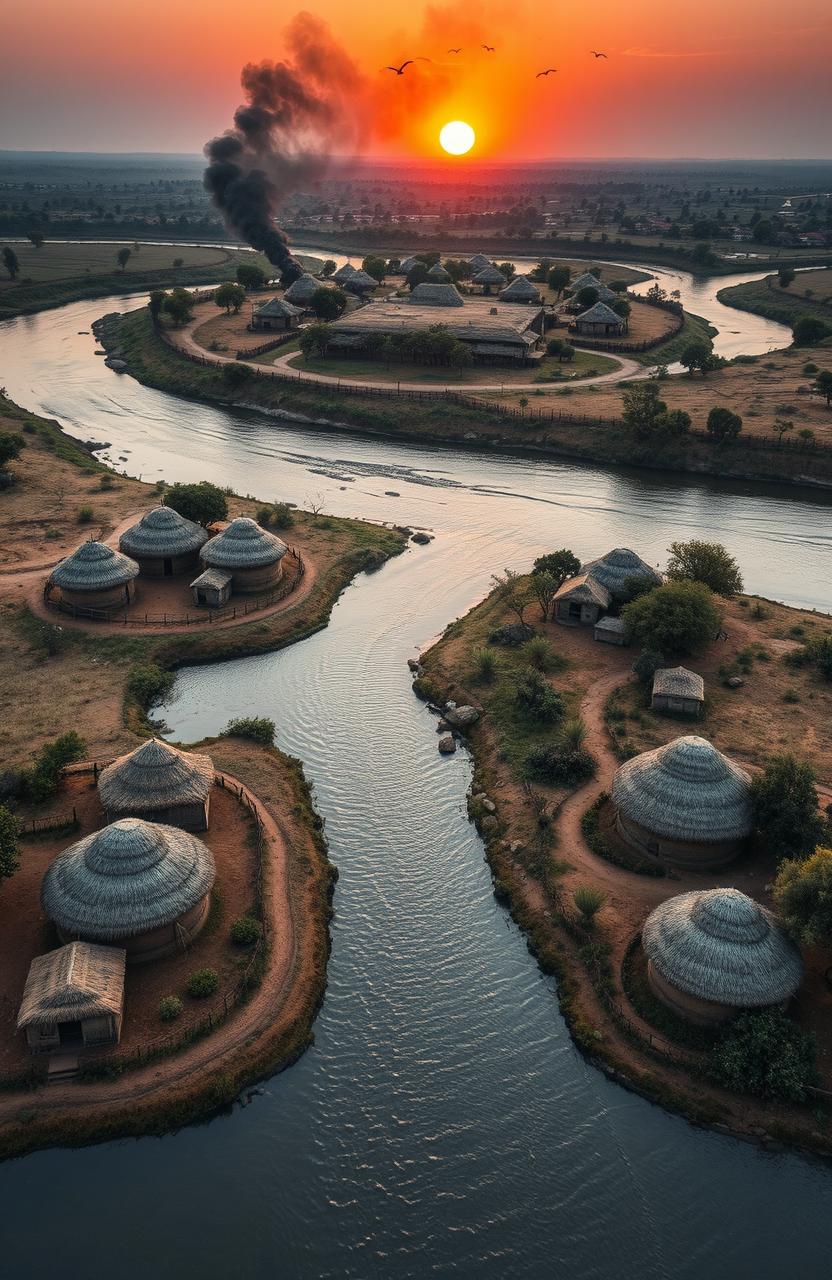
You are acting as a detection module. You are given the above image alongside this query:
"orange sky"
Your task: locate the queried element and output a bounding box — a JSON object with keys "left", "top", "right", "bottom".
{"left": 2, "top": 0, "right": 831, "bottom": 158}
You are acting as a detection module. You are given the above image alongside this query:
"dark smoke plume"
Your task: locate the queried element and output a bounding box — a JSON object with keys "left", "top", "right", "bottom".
{"left": 204, "top": 13, "right": 366, "bottom": 281}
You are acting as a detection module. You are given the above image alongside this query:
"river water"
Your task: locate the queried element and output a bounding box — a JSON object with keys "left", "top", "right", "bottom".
{"left": 1, "top": 270, "right": 832, "bottom": 1278}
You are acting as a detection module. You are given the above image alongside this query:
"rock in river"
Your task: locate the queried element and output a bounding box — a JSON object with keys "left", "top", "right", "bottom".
{"left": 438, "top": 735, "right": 457, "bottom": 755}
{"left": 411, "top": 532, "right": 433, "bottom": 545}
{"left": 444, "top": 705, "right": 480, "bottom": 729}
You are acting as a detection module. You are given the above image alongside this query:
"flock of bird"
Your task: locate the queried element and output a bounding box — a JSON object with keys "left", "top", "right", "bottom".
{"left": 383, "top": 48, "right": 608, "bottom": 76}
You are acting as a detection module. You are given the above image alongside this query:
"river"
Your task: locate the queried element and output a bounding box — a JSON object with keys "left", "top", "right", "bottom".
{"left": 1, "top": 273, "right": 831, "bottom": 1279}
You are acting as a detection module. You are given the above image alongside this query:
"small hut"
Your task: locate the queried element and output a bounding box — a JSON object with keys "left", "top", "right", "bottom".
{"left": 332, "top": 263, "right": 357, "bottom": 285}
{"left": 651, "top": 667, "right": 705, "bottom": 716}
{"left": 612, "top": 735, "right": 752, "bottom": 869}
{"left": 283, "top": 273, "right": 320, "bottom": 306}
{"left": 573, "top": 302, "right": 627, "bottom": 337}
{"left": 642, "top": 888, "right": 803, "bottom": 1026}
{"left": 595, "top": 284, "right": 620, "bottom": 304}
{"left": 190, "top": 566, "right": 232, "bottom": 609}
{"left": 398, "top": 255, "right": 420, "bottom": 274}
{"left": 408, "top": 283, "right": 465, "bottom": 307}
{"left": 567, "top": 271, "right": 602, "bottom": 295}
{"left": 48, "top": 540, "right": 139, "bottom": 612}
{"left": 472, "top": 266, "right": 508, "bottom": 296}
{"left": 553, "top": 574, "right": 610, "bottom": 627}
{"left": 594, "top": 616, "right": 628, "bottom": 646}
{"left": 344, "top": 268, "right": 379, "bottom": 295}
{"left": 17, "top": 942, "right": 126, "bottom": 1053}
{"left": 251, "top": 297, "right": 303, "bottom": 332}
{"left": 499, "top": 275, "right": 541, "bottom": 304}
{"left": 468, "top": 254, "right": 491, "bottom": 273}
{"left": 427, "top": 262, "right": 452, "bottom": 282}
{"left": 119, "top": 506, "right": 208, "bottom": 578}
{"left": 98, "top": 738, "right": 214, "bottom": 832}
{"left": 42, "top": 817, "right": 216, "bottom": 963}
{"left": 580, "top": 548, "right": 662, "bottom": 602}
{"left": 200, "top": 517, "right": 288, "bottom": 595}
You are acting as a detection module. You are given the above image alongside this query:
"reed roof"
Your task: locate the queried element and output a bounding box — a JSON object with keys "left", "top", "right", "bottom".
{"left": 653, "top": 666, "right": 705, "bottom": 700}
{"left": 17, "top": 942, "right": 126, "bottom": 1030}
{"left": 473, "top": 266, "right": 508, "bottom": 286}
{"left": 283, "top": 273, "right": 320, "bottom": 302}
{"left": 568, "top": 271, "right": 602, "bottom": 293}
{"left": 468, "top": 254, "right": 491, "bottom": 271}
{"left": 345, "top": 269, "right": 379, "bottom": 290}
{"left": 575, "top": 302, "right": 626, "bottom": 327}
{"left": 98, "top": 738, "right": 214, "bottom": 813}
{"left": 50, "top": 540, "right": 140, "bottom": 592}
{"left": 499, "top": 275, "right": 541, "bottom": 302}
{"left": 202, "top": 517, "right": 288, "bottom": 570}
{"left": 554, "top": 573, "right": 610, "bottom": 607}
{"left": 119, "top": 506, "right": 208, "bottom": 559}
{"left": 612, "top": 735, "right": 753, "bottom": 843}
{"left": 332, "top": 263, "right": 357, "bottom": 282}
{"left": 408, "top": 283, "right": 465, "bottom": 307}
{"left": 42, "top": 818, "right": 216, "bottom": 940}
{"left": 580, "top": 547, "right": 662, "bottom": 599}
{"left": 643, "top": 888, "right": 802, "bottom": 1007}
{"left": 427, "top": 263, "right": 452, "bottom": 281}
{"left": 254, "top": 297, "right": 303, "bottom": 319}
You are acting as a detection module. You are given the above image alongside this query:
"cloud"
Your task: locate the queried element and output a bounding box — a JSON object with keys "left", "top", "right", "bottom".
{"left": 621, "top": 47, "right": 727, "bottom": 59}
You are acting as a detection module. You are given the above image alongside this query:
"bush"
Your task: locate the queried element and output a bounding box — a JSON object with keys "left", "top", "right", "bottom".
{"left": 472, "top": 647, "right": 497, "bottom": 683}
{"left": 126, "top": 663, "right": 174, "bottom": 709}
{"left": 522, "top": 637, "right": 557, "bottom": 673}
{"left": 187, "top": 968, "right": 219, "bottom": 999}
{"left": 666, "top": 539, "right": 743, "bottom": 597}
{"left": 159, "top": 995, "right": 183, "bottom": 1021}
{"left": 750, "top": 753, "right": 825, "bottom": 858}
{"left": 488, "top": 623, "right": 535, "bottom": 647}
{"left": 513, "top": 670, "right": 565, "bottom": 723}
{"left": 632, "top": 648, "right": 666, "bottom": 685}
{"left": 0, "top": 804, "right": 21, "bottom": 884}
{"left": 76, "top": 505, "right": 95, "bottom": 524}
{"left": 270, "top": 502, "right": 295, "bottom": 530}
{"left": 622, "top": 580, "right": 721, "bottom": 655}
{"left": 709, "top": 1011, "right": 816, "bottom": 1102}
{"left": 220, "top": 716, "right": 275, "bottom": 746}
{"left": 793, "top": 316, "right": 832, "bottom": 346}
{"left": 165, "top": 481, "right": 228, "bottom": 527}
{"left": 24, "top": 732, "right": 86, "bottom": 803}
{"left": 774, "top": 847, "right": 832, "bottom": 946}
{"left": 222, "top": 362, "right": 253, "bottom": 390}
{"left": 573, "top": 884, "right": 606, "bottom": 923}
{"left": 230, "top": 915, "right": 262, "bottom": 946}
{"left": 524, "top": 743, "right": 595, "bottom": 786}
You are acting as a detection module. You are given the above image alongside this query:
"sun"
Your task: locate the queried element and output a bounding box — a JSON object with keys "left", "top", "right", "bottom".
{"left": 439, "top": 120, "right": 475, "bottom": 156}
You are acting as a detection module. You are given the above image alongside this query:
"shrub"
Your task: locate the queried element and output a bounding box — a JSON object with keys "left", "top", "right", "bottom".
{"left": 524, "top": 743, "right": 595, "bottom": 786}
{"left": 24, "top": 731, "right": 86, "bottom": 803}
{"left": 76, "top": 505, "right": 95, "bottom": 524}
{"left": 488, "top": 623, "right": 535, "bottom": 647}
{"left": 750, "top": 753, "right": 825, "bottom": 858}
{"left": 622, "top": 580, "right": 721, "bottom": 655}
{"left": 165, "top": 481, "right": 228, "bottom": 527}
{"left": 230, "top": 915, "right": 262, "bottom": 946}
{"left": 159, "top": 995, "right": 183, "bottom": 1021}
{"left": 513, "top": 670, "right": 565, "bottom": 724}
{"left": 98, "top": 474, "right": 115, "bottom": 490}
{"left": 632, "top": 648, "right": 666, "bottom": 685}
{"left": 774, "top": 847, "right": 832, "bottom": 947}
{"left": 270, "top": 502, "right": 294, "bottom": 529}
{"left": 0, "top": 804, "right": 21, "bottom": 884}
{"left": 793, "top": 316, "right": 832, "bottom": 346}
{"left": 522, "top": 637, "right": 557, "bottom": 673}
{"left": 573, "top": 884, "right": 606, "bottom": 924}
{"left": 220, "top": 716, "right": 275, "bottom": 746}
{"left": 222, "top": 362, "right": 253, "bottom": 390}
{"left": 126, "top": 663, "right": 174, "bottom": 709}
{"left": 472, "top": 647, "right": 497, "bottom": 683}
{"left": 187, "top": 968, "right": 219, "bottom": 999}
{"left": 561, "top": 717, "right": 586, "bottom": 749}
{"left": 709, "top": 1011, "right": 816, "bottom": 1102}
{"left": 666, "top": 540, "right": 743, "bottom": 597}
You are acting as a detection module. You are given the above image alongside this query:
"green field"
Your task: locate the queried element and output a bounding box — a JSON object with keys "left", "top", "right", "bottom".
{"left": 717, "top": 276, "right": 832, "bottom": 330}
{"left": 285, "top": 347, "right": 620, "bottom": 386}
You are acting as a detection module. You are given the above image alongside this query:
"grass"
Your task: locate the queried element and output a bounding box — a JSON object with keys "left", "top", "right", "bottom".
{"left": 717, "top": 276, "right": 832, "bottom": 330}
{"left": 287, "top": 348, "right": 621, "bottom": 386}
{"left": 633, "top": 310, "right": 717, "bottom": 366}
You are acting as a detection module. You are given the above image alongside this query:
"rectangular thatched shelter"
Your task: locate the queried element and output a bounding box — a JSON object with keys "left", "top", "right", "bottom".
{"left": 17, "top": 942, "right": 126, "bottom": 1053}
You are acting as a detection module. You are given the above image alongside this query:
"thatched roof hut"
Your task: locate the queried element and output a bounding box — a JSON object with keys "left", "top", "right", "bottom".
{"left": 472, "top": 266, "right": 508, "bottom": 293}
{"left": 119, "top": 506, "right": 208, "bottom": 577}
{"left": 49, "top": 540, "right": 140, "bottom": 610}
{"left": 642, "top": 888, "right": 803, "bottom": 1025}
{"left": 284, "top": 273, "right": 320, "bottom": 304}
{"left": 580, "top": 547, "right": 661, "bottom": 600}
{"left": 574, "top": 301, "right": 627, "bottom": 335}
{"left": 17, "top": 942, "right": 126, "bottom": 1051}
{"left": 468, "top": 254, "right": 491, "bottom": 272}
{"left": 408, "top": 283, "right": 465, "bottom": 307}
{"left": 652, "top": 666, "right": 705, "bottom": 715}
{"left": 345, "top": 268, "right": 379, "bottom": 293}
{"left": 499, "top": 275, "right": 541, "bottom": 303}
{"left": 398, "top": 255, "right": 420, "bottom": 274}
{"left": 568, "top": 271, "right": 602, "bottom": 294}
{"left": 201, "top": 517, "right": 288, "bottom": 594}
{"left": 553, "top": 573, "right": 610, "bottom": 627}
{"left": 612, "top": 735, "right": 753, "bottom": 869}
{"left": 42, "top": 818, "right": 216, "bottom": 962}
{"left": 427, "top": 262, "right": 452, "bottom": 282}
{"left": 332, "top": 263, "right": 357, "bottom": 284}
{"left": 98, "top": 738, "right": 214, "bottom": 831}
{"left": 251, "top": 297, "right": 303, "bottom": 331}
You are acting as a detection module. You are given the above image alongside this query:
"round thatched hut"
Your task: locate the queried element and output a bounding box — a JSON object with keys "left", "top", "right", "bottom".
{"left": 200, "top": 517, "right": 288, "bottom": 594}
{"left": 427, "top": 262, "right": 452, "bottom": 282}
{"left": 472, "top": 266, "right": 508, "bottom": 295}
{"left": 119, "top": 506, "right": 208, "bottom": 578}
{"left": 332, "top": 263, "right": 357, "bottom": 285}
{"left": 499, "top": 275, "right": 542, "bottom": 303}
{"left": 42, "top": 818, "right": 216, "bottom": 963}
{"left": 98, "top": 738, "right": 214, "bottom": 832}
{"left": 580, "top": 547, "right": 662, "bottom": 601}
{"left": 642, "top": 888, "right": 803, "bottom": 1025}
{"left": 48, "top": 540, "right": 139, "bottom": 612}
{"left": 283, "top": 273, "right": 320, "bottom": 305}
{"left": 612, "top": 735, "right": 753, "bottom": 869}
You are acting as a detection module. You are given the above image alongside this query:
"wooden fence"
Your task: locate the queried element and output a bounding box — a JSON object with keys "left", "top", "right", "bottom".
{"left": 19, "top": 808, "right": 79, "bottom": 839}
{"left": 236, "top": 331, "right": 298, "bottom": 360}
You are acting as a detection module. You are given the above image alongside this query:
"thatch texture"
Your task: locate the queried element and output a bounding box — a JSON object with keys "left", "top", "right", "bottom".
{"left": 42, "top": 818, "right": 216, "bottom": 941}
{"left": 499, "top": 275, "right": 541, "bottom": 302}
{"left": 554, "top": 573, "right": 610, "bottom": 608}
{"left": 427, "top": 263, "right": 452, "bottom": 281}
{"left": 332, "top": 263, "right": 357, "bottom": 283}
{"left": 202, "top": 517, "right": 288, "bottom": 570}
{"left": 399, "top": 255, "right": 420, "bottom": 273}
{"left": 595, "top": 616, "right": 626, "bottom": 636}
{"left": 98, "top": 739, "right": 214, "bottom": 814}
{"left": 473, "top": 266, "right": 508, "bottom": 287}
{"left": 254, "top": 297, "right": 302, "bottom": 320}
{"left": 575, "top": 301, "right": 625, "bottom": 327}
{"left": 653, "top": 667, "right": 705, "bottom": 700}
{"left": 596, "top": 284, "right": 619, "bottom": 304}
{"left": 190, "top": 566, "right": 232, "bottom": 591}
{"left": 17, "top": 942, "right": 125, "bottom": 1030}
{"left": 568, "top": 271, "right": 602, "bottom": 293}
{"left": 408, "top": 283, "right": 465, "bottom": 307}
{"left": 119, "top": 507, "right": 208, "bottom": 560}
{"left": 283, "top": 274, "right": 320, "bottom": 303}
{"left": 612, "top": 736, "right": 752, "bottom": 843}
{"left": 468, "top": 254, "right": 491, "bottom": 272}
{"left": 580, "top": 547, "right": 662, "bottom": 598}
{"left": 345, "top": 269, "right": 378, "bottom": 291}
{"left": 50, "top": 541, "right": 139, "bottom": 592}
{"left": 643, "top": 888, "right": 802, "bottom": 1007}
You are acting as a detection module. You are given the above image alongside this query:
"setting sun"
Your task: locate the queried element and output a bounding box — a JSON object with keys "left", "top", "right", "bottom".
{"left": 439, "top": 120, "right": 475, "bottom": 156}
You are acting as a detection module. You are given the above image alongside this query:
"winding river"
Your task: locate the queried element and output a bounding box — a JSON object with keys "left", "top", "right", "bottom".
{"left": 2, "top": 267, "right": 832, "bottom": 1279}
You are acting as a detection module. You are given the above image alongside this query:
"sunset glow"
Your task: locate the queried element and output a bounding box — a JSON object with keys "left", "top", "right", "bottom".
{"left": 439, "top": 121, "right": 475, "bottom": 156}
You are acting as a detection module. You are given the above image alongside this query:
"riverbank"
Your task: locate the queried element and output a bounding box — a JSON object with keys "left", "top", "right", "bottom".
{"left": 109, "top": 306, "right": 832, "bottom": 491}
{"left": 717, "top": 273, "right": 832, "bottom": 332}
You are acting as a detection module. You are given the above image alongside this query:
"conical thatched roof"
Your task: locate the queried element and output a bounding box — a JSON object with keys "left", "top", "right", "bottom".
{"left": 468, "top": 254, "right": 491, "bottom": 271}
{"left": 202, "top": 517, "right": 288, "bottom": 570}
{"left": 580, "top": 547, "right": 661, "bottom": 599}
{"left": 254, "top": 297, "right": 303, "bottom": 319}
{"left": 643, "top": 888, "right": 802, "bottom": 1008}
{"left": 284, "top": 273, "right": 319, "bottom": 303}
{"left": 473, "top": 266, "right": 508, "bottom": 286}
{"left": 399, "top": 255, "right": 420, "bottom": 273}
{"left": 50, "top": 541, "right": 139, "bottom": 592}
{"left": 576, "top": 301, "right": 625, "bottom": 327}
{"left": 499, "top": 275, "right": 541, "bottom": 302}
{"left": 345, "top": 269, "right": 379, "bottom": 290}
{"left": 42, "top": 818, "right": 216, "bottom": 941}
{"left": 332, "top": 263, "right": 357, "bottom": 283}
{"left": 119, "top": 507, "right": 208, "bottom": 560}
{"left": 568, "top": 271, "right": 602, "bottom": 293}
{"left": 653, "top": 667, "right": 705, "bottom": 700}
{"left": 596, "top": 284, "right": 619, "bottom": 303}
{"left": 427, "top": 262, "right": 452, "bottom": 281}
{"left": 612, "top": 736, "right": 753, "bottom": 844}
{"left": 99, "top": 739, "right": 214, "bottom": 813}
{"left": 408, "top": 283, "right": 465, "bottom": 307}
{"left": 17, "top": 942, "right": 125, "bottom": 1030}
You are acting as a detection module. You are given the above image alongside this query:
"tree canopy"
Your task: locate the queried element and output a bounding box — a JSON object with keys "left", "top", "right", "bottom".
{"left": 0, "top": 432, "right": 26, "bottom": 472}
{"left": 774, "top": 847, "right": 832, "bottom": 947}
{"left": 214, "top": 282, "right": 246, "bottom": 314}
{"left": 706, "top": 406, "right": 743, "bottom": 444}
{"left": 666, "top": 540, "right": 744, "bottom": 596}
{"left": 165, "top": 480, "right": 228, "bottom": 527}
{"left": 311, "top": 286, "right": 347, "bottom": 321}
{"left": 236, "top": 262, "right": 267, "bottom": 291}
{"left": 750, "top": 754, "right": 825, "bottom": 859}
{"left": 622, "top": 382, "right": 691, "bottom": 440}
{"left": 709, "top": 1011, "right": 816, "bottom": 1103}
{"left": 622, "top": 579, "right": 721, "bottom": 654}
{"left": 2, "top": 247, "right": 19, "bottom": 280}
{"left": 532, "top": 549, "right": 580, "bottom": 586}
{"left": 0, "top": 805, "right": 20, "bottom": 886}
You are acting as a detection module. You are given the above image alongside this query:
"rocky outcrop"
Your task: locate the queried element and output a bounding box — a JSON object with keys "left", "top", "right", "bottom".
{"left": 444, "top": 705, "right": 480, "bottom": 730}
{"left": 438, "top": 735, "right": 457, "bottom": 755}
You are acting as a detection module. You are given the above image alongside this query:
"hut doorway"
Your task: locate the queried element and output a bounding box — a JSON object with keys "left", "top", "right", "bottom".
{"left": 163, "top": 557, "right": 173, "bottom": 577}
{"left": 57, "top": 1020, "right": 84, "bottom": 1046}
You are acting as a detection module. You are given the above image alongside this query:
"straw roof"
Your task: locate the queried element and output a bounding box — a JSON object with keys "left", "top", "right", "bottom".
{"left": 473, "top": 266, "right": 508, "bottom": 286}
{"left": 283, "top": 273, "right": 320, "bottom": 303}
{"left": 569, "top": 271, "right": 602, "bottom": 293}
{"left": 190, "top": 566, "right": 232, "bottom": 591}
{"left": 576, "top": 301, "right": 626, "bottom": 327}
{"left": 332, "top": 263, "right": 357, "bottom": 283}
{"left": 468, "top": 254, "right": 491, "bottom": 271}
{"left": 554, "top": 573, "right": 610, "bottom": 608}
{"left": 254, "top": 297, "right": 303, "bottom": 319}
{"left": 653, "top": 666, "right": 705, "bottom": 700}
{"left": 50, "top": 540, "right": 139, "bottom": 592}
{"left": 17, "top": 942, "right": 126, "bottom": 1030}
{"left": 580, "top": 547, "right": 662, "bottom": 598}
{"left": 408, "top": 283, "right": 465, "bottom": 307}
{"left": 345, "top": 269, "right": 379, "bottom": 291}
{"left": 399, "top": 255, "right": 420, "bottom": 273}
{"left": 595, "top": 615, "right": 627, "bottom": 635}
{"left": 612, "top": 735, "right": 753, "bottom": 844}
{"left": 42, "top": 818, "right": 216, "bottom": 941}
{"left": 643, "top": 888, "right": 802, "bottom": 1008}
{"left": 596, "top": 284, "right": 619, "bottom": 304}
{"left": 499, "top": 275, "right": 541, "bottom": 302}
{"left": 98, "top": 738, "right": 214, "bottom": 813}
{"left": 119, "top": 506, "right": 208, "bottom": 560}
{"left": 202, "top": 517, "right": 288, "bottom": 570}
{"left": 427, "top": 262, "right": 452, "bottom": 281}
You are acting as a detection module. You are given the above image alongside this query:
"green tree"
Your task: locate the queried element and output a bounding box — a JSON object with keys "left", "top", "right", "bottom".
{"left": 690, "top": 241, "right": 716, "bottom": 267}
{"left": 706, "top": 405, "right": 743, "bottom": 444}
{"left": 778, "top": 267, "right": 796, "bottom": 289}
{"left": 2, "top": 247, "right": 19, "bottom": 280}
{"left": 793, "top": 316, "right": 832, "bottom": 346}
{"left": 162, "top": 288, "right": 194, "bottom": 327}
{"left": 532, "top": 549, "right": 580, "bottom": 587}
{"left": 813, "top": 370, "right": 832, "bottom": 407}
{"left": 0, "top": 432, "right": 25, "bottom": 472}
{"left": 750, "top": 754, "right": 825, "bottom": 858}
{"left": 622, "top": 580, "right": 721, "bottom": 655}
{"left": 165, "top": 480, "right": 228, "bottom": 527}
{"left": 710, "top": 1011, "right": 816, "bottom": 1102}
{"left": 622, "top": 382, "right": 667, "bottom": 436}
{"left": 528, "top": 570, "right": 559, "bottom": 621}
{"left": 299, "top": 322, "right": 333, "bottom": 359}
{"left": 576, "top": 286, "right": 599, "bottom": 309}
{"left": 310, "top": 286, "right": 347, "bottom": 321}
{"left": 406, "top": 263, "right": 431, "bottom": 290}
{"left": 632, "top": 647, "right": 666, "bottom": 685}
{"left": 774, "top": 847, "right": 832, "bottom": 947}
{"left": 214, "top": 282, "right": 246, "bottom": 314}
{"left": 0, "top": 804, "right": 20, "bottom": 885}
{"left": 236, "top": 262, "right": 267, "bottom": 290}
{"left": 321, "top": 260, "right": 337, "bottom": 278}
{"left": 680, "top": 341, "right": 716, "bottom": 376}
{"left": 772, "top": 417, "right": 794, "bottom": 448}
{"left": 497, "top": 262, "right": 516, "bottom": 281}
{"left": 491, "top": 568, "right": 532, "bottom": 626}
{"left": 116, "top": 247, "right": 131, "bottom": 271}
{"left": 148, "top": 289, "right": 165, "bottom": 322}
{"left": 611, "top": 298, "right": 631, "bottom": 319}
{"left": 547, "top": 264, "right": 571, "bottom": 298}
{"left": 222, "top": 362, "right": 253, "bottom": 389}
{"left": 361, "top": 255, "right": 386, "bottom": 282}
{"left": 559, "top": 344, "right": 575, "bottom": 363}
{"left": 27, "top": 231, "right": 45, "bottom": 249}
{"left": 25, "top": 732, "right": 86, "bottom": 802}
{"left": 666, "top": 540, "right": 743, "bottom": 596}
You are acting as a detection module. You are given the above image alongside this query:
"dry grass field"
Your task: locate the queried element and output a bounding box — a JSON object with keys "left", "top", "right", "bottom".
{"left": 0, "top": 242, "right": 235, "bottom": 290}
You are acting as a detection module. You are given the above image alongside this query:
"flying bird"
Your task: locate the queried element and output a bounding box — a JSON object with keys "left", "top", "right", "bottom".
{"left": 590, "top": 50, "right": 608, "bottom": 58}
{"left": 447, "top": 48, "right": 462, "bottom": 54}
{"left": 536, "top": 68, "right": 558, "bottom": 77}
{"left": 382, "top": 58, "right": 431, "bottom": 74}
{"left": 481, "top": 44, "right": 495, "bottom": 52}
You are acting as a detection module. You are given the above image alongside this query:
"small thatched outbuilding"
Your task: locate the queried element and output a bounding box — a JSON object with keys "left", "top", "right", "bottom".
{"left": 472, "top": 266, "right": 508, "bottom": 295}
{"left": 199, "top": 517, "right": 288, "bottom": 595}
{"left": 427, "top": 262, "right": 452, "bottom": 282}
{"left": 283, "top": 273, "right": 320, "bottom": 305}
{"left": 251, "top": 296, "right": 303, "bottom": 331}
{"left": 49, "top": 540, "right": 139, "bottom": 612}
{"left": 499, "top": 275, "right": 541, "bottom": 304}
{"left": 580, "top": 548, "right": 662, "bottom": 602}
{"left": 98, "top": 738, "right": 214, "bottom": 832}
{"left": 651, "top": 666, "right": 705, "bottom": 716}
{"left": 119, "top": 506, "right": 208, "bottom": 578}
{"left": 594, "top": 615, "right": 628, "bottom": 646}
{"left": 553, "top": 574, "right": 610, "bottom": 627}
{"left": 42, "top": 817, "right": 216, "bottom": 963}
{"left": 17, "top": 941, "right": 126, "bottom": 1052}
{"left": 574, "top": 301, "right": 627, "bottom": 337}
{"left": 642, "top": 888, "right": 803, "bottom": 1025}
{"left": 612, "top": 735, "right": 753, "bottom": 869}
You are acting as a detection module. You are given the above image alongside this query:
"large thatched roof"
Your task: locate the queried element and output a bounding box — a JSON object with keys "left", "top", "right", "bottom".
{"left": 345, "top": 269, "right": 379, "bottom": 291}
{"left": 119, "top": 506, "right": 208, "bottom": 560}
{"left": 17, "top": 942, "right": 126, "bottom": 1030}
{"left": 98, "top": 739, "right": 214, "bottom": 813}
{"left": 427, "top": 262, "right": 452, "bottom": 281}
{"left": 42, "top": 818, "right": 216, "bottom": 941}
{"left": 332, "top": 263, "right": 357, "bottom": 283}
{"left": 653, "top": 666, "right": 705, "bottom": 700}
{"left": 399, "top": 255, "right": 420, "bottom": 273}
{"left": 202, "top": 518, "right": 288, "bottom": 570}
{"left": 613, "top": 736, "right": 753, "bottom": 844}
{"left": 50, "top": 541, "right": 139, "bottom": 592}
{"left": 408, "top": 283, "right": 465, "bottom": 307}
{"left": 580, "top": 547, "right": 662, "bottom": 599}
{"left": 473, "top": 266, "right": 508, "bottom": 286}
{"left": 254, "top": 297, "right": 303, "bottom": 319}
{"left": 554, "top": 573, "right": 610, "bottom": 608}
{"left": 284, "top": 273, "right": 320, "bottom": 303}
{"left": 499, "top": 275, "right": 541, "bottom": 302}
{"left": 576, "top": 302, "right": 625, "bottom": 327}
{"left": 643, "top": 888, "right": 802, "bottom": 1008}
{"left": 568, "top": 271, "right": 602, "bottom": 293}
{"left": 468, "top": 254, "right": 491, "bottom": 271}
